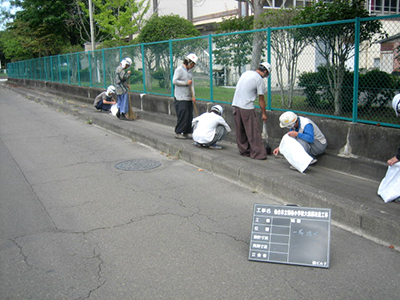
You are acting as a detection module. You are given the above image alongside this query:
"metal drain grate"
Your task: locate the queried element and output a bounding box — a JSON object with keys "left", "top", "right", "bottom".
{"left": 115, "top": 159, "right": 162, "bottom": 171}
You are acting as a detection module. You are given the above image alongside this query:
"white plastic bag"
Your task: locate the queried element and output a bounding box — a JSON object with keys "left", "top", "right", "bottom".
{"left": 279, "top": 134, "right": 313, "bottom": 173}
{"left": 378, "top": 163, "right": 400, "bottom": 203}
{"left": 110, "top": 104, "right": 118, "bottom": 116}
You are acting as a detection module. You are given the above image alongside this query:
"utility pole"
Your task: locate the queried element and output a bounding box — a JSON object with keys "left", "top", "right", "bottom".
{"left": 187, "top": 0, "right": 193, "bottom": 22}
{"left": 153, "top": 0, "right": 158, "bottom": 16}
{"left": 89, "top": 0, "right": 95, "bottom": 51}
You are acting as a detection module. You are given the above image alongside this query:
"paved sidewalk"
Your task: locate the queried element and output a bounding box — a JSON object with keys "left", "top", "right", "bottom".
{"left": 3, "top": 82, "right": 400, "bottom": 249}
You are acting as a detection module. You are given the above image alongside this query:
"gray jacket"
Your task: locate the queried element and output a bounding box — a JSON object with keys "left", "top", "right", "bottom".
{"left": 115, "top": 66, "right": 131, "bottom": 95}
{"left": 173, "top": 65, "right": 194, "bottom": 101}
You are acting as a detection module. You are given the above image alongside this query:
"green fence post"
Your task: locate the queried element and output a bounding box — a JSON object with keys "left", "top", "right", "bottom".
{"left": 209, "top": 34, "right": 214, "bottom": 102}
{"left": 58, "top": 55, "right": 62, "bottom": 83}
{"left": 67, "top": 54, "right": 71, "bottom": 85}
{"left": 352, "top": 17, "right": 361, "bottom": 123}
{"left": 267, "top": 27, "right": 272, "bottom": 110}
{"left": 44, "top": 58, "right": 48, "bottom": 81}
{"left": 50, "top": 56, "right": 54, "bottom": 82}
{"left": 169, "top": 40, "right": 174, "bottom": 98}
{"left": 77, "top": 53, "right": 81, "bottom": 86}
{"left": 102, "top": 49, "right": 106, "bottom": 88}
{"left": 88, "top": 51, "right": 93, "bottom": 87}
{"left": 141, "top": 44, "right": 146, "bottom": 94}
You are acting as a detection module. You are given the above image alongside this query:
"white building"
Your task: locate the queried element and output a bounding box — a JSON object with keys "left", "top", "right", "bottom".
{"left": 148, "top": 1, "right": 399, "bottom": 85}
{"left": 149, "top": 0, "right": 399, "bottom": 34}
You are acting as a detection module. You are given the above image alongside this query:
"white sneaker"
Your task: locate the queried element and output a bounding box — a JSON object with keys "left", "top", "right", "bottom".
{"left": 310, "top": 158, "right": 318, "bottom": 165}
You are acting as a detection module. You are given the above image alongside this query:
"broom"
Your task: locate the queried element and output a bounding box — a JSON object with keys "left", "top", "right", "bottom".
{"left": 127, "top": 76, "right": 137, "bottom": 120}
{"left": 190, "top": 85, "right": 198, "bottom": 117}
{"left": 262, "top": 121, "right": 272, "bottom": 155}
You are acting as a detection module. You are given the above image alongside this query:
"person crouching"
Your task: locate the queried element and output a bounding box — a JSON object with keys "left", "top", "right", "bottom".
{"left": 273, "top": 111, "right": 327, "bottom": 165}
{"left": 192, "top": 105, "right": 231, "bottom": 150}
{"left": 94, "top": 85, "right": 117, "bottom": 112}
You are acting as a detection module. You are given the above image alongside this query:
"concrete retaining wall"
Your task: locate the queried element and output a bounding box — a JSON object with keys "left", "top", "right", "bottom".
{"left": 9, "top": 78, "right": 400, "bottom": 180}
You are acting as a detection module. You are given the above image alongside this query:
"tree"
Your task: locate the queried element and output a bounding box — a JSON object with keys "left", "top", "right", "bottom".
{"left": 258, "top": 8, "right": 306, "bottom": 108}
{"left": 12, "top": 0, "right": 81, "bottom": 47}
{"left": 214, "top": 16, "right": 254, "bottom": 80}
{"left": 138, "top": 14, "right": 200, "bottom": 43}
{"left": 76, "top": 0, "right": 150, "bottom": 42}
{"left": 0, "top": 21, "right": 34, "bottom": 61}
{"left": 249, "top": 0, "right": 265, "bottom": 70}
{"left": 138, "top": 14, "right": 201, "bottom": 91}
{"left": 72, "top": 0, "right": 108, "bottom": 45}
{"left": 294, "top": 0, "right": 387, "bottom": 115}
{"left": 0, "top": 0, "right": 83, "bottom": 59}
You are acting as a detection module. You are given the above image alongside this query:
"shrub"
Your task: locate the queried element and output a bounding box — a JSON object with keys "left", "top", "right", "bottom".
{"left": 298, "top": 65, "right": 354, "bottom": 113}
{"left": 358, "top": 69, "right": 398, "bottom": 109}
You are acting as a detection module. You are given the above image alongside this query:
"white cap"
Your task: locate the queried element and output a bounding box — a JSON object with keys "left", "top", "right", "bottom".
{"left": 392, "top": 94, "right": 400, "bottom": 117}
{"left": 259, "top": 62, "right": 271, "bottom": 74}
{"left": 211, "top": 105, "right": 223, "bottom": 115}
{"left": 279, "top": 111, "right": 298, "bottom": 128}
{"left": 186, "top": 53, "right": 198, "bottom": 64}
{"left": 106, "top": 85, "right": 116, "bottom": 96}
{"left": 121, "top": 57, "right": 132, "bottom": 68}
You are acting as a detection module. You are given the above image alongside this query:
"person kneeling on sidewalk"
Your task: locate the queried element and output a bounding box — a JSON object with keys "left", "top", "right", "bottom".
{"left": 273, "top": 111, "right": 327, "bottom": 166}
{"left": 192, "top": 105, "right": 231, "bottom": 150}
{"left": 93, "top": 85, "right": 117, "bottom": 112}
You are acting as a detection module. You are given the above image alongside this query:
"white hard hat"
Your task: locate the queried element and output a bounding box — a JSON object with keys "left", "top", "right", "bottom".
{"left": 279, "top": 111, "right": 298, "bottom": 128}
{"left": 186, "top": 53, "right": 198, "bottom": 64}
{"left": 107, "top": 85, "right": 116, "bottom": 95}
{"left": 392, "top": 94, "right": 400, "bottom": 117}
{"left": 211, "top": 105, "right": 223, "bottom": 115}
{"left": 259, "top": 62, "right": 271, "bottom": 74}
{"left": 124, "top": 57, "right": 132, "bottom": 65}
{"left": 121, "top": 57, "right": 132, "bottom": 68}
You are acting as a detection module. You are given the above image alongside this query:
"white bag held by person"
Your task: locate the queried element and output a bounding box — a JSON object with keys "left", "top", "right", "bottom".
{"left": 378, "top": 163, "right": 400, "bottom": 203}
{"left": 279, "top": 134, "right": 313, "bottom": 173}
{"left": 110, "top": 104, "right": 118, "bottom": 116}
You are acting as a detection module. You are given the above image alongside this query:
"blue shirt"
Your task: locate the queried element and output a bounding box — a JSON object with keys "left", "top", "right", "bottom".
{"left": 290, "top": 118, "right": 314, "bottom": 144}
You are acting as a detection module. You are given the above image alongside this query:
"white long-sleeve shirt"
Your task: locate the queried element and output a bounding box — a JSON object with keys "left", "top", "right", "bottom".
{"left": 192, "top": 112, "right": 231, "bottom": 144}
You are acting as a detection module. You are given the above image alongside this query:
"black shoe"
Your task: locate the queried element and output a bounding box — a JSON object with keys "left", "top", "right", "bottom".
{"left": 120, "top": 113, "right": 129, "bottom": 120}
{"left": 116, "top": 109, "right": 120, "bottom": 119}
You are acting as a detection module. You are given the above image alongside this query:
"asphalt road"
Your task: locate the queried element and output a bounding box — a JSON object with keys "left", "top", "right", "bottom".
{"left": 1, "top": 84, "right": 399, "bottom": 300}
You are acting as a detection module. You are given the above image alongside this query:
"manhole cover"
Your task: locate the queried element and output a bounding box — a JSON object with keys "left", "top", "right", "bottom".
{"left": 115, "top": 159, "right": 162, "bottom": 171}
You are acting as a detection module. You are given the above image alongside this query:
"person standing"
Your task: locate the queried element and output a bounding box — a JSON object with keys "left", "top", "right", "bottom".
{"left": 192, "top": 105, "right": 231, "bottom": 150}
{"left": 93, "top": 85, "right": 116, "bottom": 112}
{"left": 173, "top": 53, "right": 198, "bottom": 139}
{"left": 115, "top": 57, "right": 132, "bottom": 121}
{"left": 232, "top": 62, "right": 271, "bottom": 160}
{"left": 273, "top": 111, "right": 327, "bottom": 165}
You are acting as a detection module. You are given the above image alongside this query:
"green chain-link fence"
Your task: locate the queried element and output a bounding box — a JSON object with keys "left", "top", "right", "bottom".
{"left": 7, "top": 14, "right": 400, "bottom": 128}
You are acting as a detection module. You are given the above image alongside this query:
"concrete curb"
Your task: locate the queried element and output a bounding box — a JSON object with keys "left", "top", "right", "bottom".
{"left": 5, "top": 83, "right": 400, "bottom": 250}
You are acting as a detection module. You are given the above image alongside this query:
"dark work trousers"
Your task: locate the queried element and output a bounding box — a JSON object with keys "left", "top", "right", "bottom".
{"left": 233, "top": 106, "right": 267, "bottom": 160}
{"left": 174, "top": 99, "right": 193, "bottom": 135}
{"left": 95, "top": 100, "right": 112, "bottom": 111}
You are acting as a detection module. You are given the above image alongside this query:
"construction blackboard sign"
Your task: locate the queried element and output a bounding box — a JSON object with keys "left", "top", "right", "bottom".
{"left": 249, "top": 204, "right": 331, "bottom": 268}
